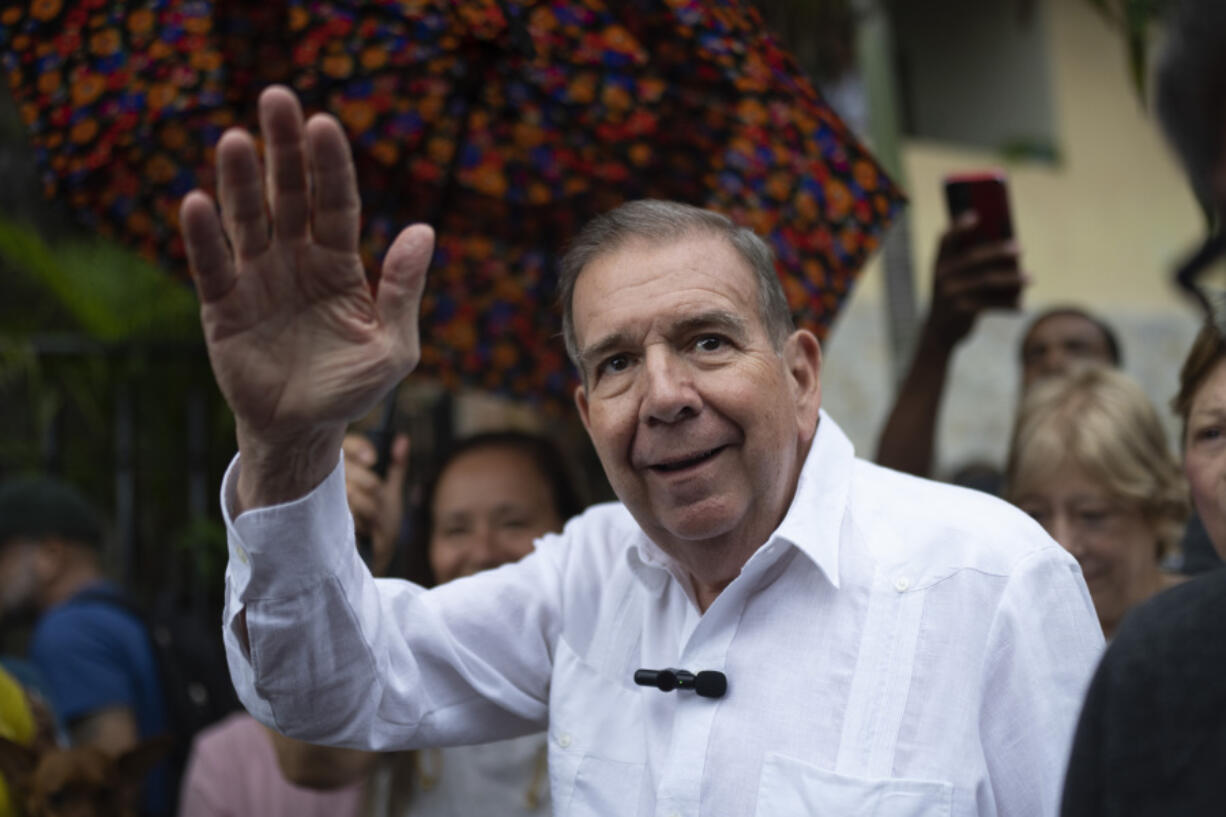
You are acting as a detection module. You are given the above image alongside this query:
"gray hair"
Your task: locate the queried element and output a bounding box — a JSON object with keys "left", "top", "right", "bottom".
{"left": 558, "top": 200, "right": 794, "bottom": 372}
{"left": 1155, "top": 0, "right": 1226, "bottom": 208}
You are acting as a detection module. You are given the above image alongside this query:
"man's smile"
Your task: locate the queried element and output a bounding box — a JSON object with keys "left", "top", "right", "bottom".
{"left": 646, "top": 445, "right": 728, "bottom": 474}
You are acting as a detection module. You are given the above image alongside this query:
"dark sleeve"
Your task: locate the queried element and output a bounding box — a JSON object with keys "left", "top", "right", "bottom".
{"left": 1060, "top": 651, "right": 1112, "bottom": 817}
{"left": 1061, "top": 607, "right": 1174, "bottom": 817}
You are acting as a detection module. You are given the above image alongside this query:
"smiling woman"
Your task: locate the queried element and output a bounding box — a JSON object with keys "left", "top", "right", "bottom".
{"left": 1005, "top": 365, "right": 1189, "bottom": 639}
{"left": 1174, "top": 322, "right": 1226, "bottom": 557}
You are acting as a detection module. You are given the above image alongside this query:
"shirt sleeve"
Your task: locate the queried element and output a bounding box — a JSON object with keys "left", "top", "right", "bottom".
{"left": 977, "top": 546, "right": 1104, "bottom": 817}
{"left": 220, "top": 453, "right": 562, "bottom": 752}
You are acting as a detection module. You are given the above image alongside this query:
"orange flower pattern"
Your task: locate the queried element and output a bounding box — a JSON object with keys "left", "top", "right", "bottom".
{"left": 0, "top": 0, "right": 904, "bottom": 406}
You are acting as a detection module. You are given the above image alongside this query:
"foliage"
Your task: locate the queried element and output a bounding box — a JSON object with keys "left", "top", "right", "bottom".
{"left": 1084, "top": 0, "right": 1171, "bottom": 102}
{"left": 0, "top": 214, "right": 231, "bottom": 612}
{"left": 0, "top": 217, "right": 200, "bottom": 343}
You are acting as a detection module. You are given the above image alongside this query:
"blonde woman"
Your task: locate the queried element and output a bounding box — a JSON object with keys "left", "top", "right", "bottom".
{"left": 1005, "top": 365, "right": 1189, "bottom": 639}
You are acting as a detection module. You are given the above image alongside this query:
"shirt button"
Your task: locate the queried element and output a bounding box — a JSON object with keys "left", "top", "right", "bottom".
{"left": 894, "top": 576, "right": 910, "bottom": 592}
{"left": 557, "top": 733, "right": 572, "bottom": 748}
{"left": 234, "top": 545, "right": 249, "bottom": 565}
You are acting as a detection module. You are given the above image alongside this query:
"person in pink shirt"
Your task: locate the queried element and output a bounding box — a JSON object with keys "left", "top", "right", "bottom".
{"left": 177, "top": 712, "right": 365, "bottom": 817}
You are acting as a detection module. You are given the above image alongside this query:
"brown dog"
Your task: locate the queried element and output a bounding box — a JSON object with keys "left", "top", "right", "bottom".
{"left": 0, "top": 735, "right": 169, "bottom": 817}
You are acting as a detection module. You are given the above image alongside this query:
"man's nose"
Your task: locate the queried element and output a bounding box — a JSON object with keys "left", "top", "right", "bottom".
{"left": 639, "top": 348, "right": 700, "bottom": 424}
{"left": 1042, "top": 348, "right": 1069, "bottom": 377}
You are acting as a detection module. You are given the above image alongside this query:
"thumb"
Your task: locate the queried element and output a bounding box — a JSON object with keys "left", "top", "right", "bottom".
{"left": 377, "top": 223, "right": 435, "bottom": 359}
{"left": 386, "top": 433, "right": 411, "bottom": 496}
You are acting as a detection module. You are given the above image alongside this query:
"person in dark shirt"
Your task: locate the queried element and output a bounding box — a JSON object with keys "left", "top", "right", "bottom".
{"left": 1061, "top": 2, "right": 1226, "bottom": 808}
{"left": 0, "top": 477, "right": 171, "bottom": 816}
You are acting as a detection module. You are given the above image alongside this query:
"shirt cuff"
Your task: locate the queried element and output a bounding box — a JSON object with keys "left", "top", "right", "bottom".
{"left": 220, "top": 450, "right": 354, "bottom": 599}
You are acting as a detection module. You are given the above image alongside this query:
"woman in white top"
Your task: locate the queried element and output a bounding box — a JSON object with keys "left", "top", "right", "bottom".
{"left": 270, "top": 429, "right": 587, "bottom": 816}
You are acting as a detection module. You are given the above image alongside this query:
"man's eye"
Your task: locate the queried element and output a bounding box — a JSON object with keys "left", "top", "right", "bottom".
{"left": 695, "top": 336, "right": 724, "bottom": 352}
{"left": 599, "top": 354, "right": 631, "bottom": 375}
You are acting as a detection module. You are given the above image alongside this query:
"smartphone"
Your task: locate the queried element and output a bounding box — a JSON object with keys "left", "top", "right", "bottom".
{"left": 944, "top": 171, "right": 1015, "bottom": 245}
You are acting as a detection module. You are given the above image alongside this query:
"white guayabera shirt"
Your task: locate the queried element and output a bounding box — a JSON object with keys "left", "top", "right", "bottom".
{"left": 222, "top": 412, "right": 1103, "bottom": 817}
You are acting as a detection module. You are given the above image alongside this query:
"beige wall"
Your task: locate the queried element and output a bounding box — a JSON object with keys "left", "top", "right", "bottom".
{"left": 826, "top": 0, "right": 1204, "bottom": 470}
{"left": 856, "top": 0, "right": 1202, "bottom": 309}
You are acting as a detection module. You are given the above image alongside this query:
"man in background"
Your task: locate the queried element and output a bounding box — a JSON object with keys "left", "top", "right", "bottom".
{"left": 0, "top": 476, "right": 170, "bottom": 816}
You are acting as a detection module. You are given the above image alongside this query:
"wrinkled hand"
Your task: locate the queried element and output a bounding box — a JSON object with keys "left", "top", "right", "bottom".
{"left": 344, "top": 432, "right": 410, "bottom": 577}
{"left": 925, "top": 213, "right": 1027, "bottom": 348}
{"left": 179, "top": 86, "right": 434, "bottom": 508}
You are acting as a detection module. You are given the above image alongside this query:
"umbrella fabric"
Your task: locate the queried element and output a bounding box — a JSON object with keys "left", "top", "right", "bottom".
{"left": 1, "top": 0, "right": 905, "bottom": 405}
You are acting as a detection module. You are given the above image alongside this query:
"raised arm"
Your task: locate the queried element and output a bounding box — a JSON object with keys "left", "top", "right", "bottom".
{"left": 180, "top": 85, "right": 434, "bottom": 512}
{"left": 260, "top": 431, "right": 411, "bottom": 788}
{"left": 875, "top": 214, "right": 1025, "bottom": 476}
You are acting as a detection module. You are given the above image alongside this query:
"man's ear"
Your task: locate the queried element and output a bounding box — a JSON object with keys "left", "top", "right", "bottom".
{"left": 574, "top": 385, "right": 591, "bottom": 433}
{"left": 784, "top": 330, "right": 822, "bottom": 438}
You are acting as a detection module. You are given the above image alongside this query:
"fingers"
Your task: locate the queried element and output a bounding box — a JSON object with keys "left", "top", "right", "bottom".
{"left": 378, "top": 224, "right": 436, "bottom": 354}
{"left": 259, "top": 86, "right": 311, "bottom": 242}
{"left": 348, "top": 485, "right": 377, "bottom": 537}
{"left": 180, "top": 191, "right": 235, "bottom": 303}
{"left": 936, "top": 211, "right": 978, "bottom": 259}
{"left": 944, "top": 268, "right": 1025, "bottom": 296}
{"left": 343, "top": 435, "right": 380, "bottom": 535}
{"left": 343, "top": 432, "right": 376, "bottom": 464}
{"left": 938, "top": 241, "right": 1020, "bottom": 281}
{"left": 216, "top": 129, "right": 270, "bottom": 260}
{"left": 306, "top": 113, "right": 361, "bottom": 253}
{"left": 944, "top": 268, "right": 1029, "bottom": 311}
{"left": 384, "top": 434, "right": 411, "bottom": 497}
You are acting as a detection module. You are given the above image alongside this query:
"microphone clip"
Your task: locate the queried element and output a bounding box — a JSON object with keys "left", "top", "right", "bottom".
{"left": 634, "top": 668, "right": 727, "bottom": 699}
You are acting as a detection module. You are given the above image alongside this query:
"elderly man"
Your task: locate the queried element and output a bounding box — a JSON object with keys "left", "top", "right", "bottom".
{"left": 185, "top": 86, "right": 1102, "bottom": 817}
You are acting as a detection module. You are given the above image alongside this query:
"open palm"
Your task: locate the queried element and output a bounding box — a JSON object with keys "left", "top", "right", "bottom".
{"left": 180, "top": 86, "right": 433, "bottom": 457}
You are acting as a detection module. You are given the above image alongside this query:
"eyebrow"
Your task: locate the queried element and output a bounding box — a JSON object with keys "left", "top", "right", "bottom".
{"left": 578, "top": 310, "right": 751, "bottom": 372}
{"left": 1189, "top": 405, "right": 1226, "bottom": 421}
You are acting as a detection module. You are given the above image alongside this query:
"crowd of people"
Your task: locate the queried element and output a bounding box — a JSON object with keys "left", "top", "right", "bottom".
{"left": 2, "top": 0, "right": 1226, "bottom": 814}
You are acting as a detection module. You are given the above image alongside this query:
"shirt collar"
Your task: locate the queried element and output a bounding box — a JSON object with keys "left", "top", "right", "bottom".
{"left": 625, "top": 409, "right": 851, "bottom": 592}
{"left": 768, "top": 409, "right": 850, "bottom": 590}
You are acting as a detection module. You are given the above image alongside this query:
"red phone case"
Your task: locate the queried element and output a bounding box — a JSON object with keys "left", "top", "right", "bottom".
{"left": 944, "top": 172, "right": 1014, "bottom": 243}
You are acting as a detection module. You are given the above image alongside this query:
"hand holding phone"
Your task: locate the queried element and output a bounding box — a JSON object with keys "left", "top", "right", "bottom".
{"left": 925, "top": 171, "right": 1027, "bottom": 347}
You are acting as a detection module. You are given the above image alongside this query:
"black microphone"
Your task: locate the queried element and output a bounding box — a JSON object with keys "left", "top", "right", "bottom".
{"left": 634, "top": 668, "right": 727, "bottom": 699}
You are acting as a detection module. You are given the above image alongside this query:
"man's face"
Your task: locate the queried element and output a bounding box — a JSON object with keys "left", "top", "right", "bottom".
{"left": 1020, "top": 313, "right": 1114, "bottom": 389}
{"left": 571, "top": 232, "right": 821, "bottom": 563}
{"left": 0, "top": 539, "right": 41, "bottom": 619}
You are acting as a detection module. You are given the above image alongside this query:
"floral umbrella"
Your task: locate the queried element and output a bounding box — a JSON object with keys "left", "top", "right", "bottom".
{"left": 0, "top": 0, "right": 905, "bottom": 405}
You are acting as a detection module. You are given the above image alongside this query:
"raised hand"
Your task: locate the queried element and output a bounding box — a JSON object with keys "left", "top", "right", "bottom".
{"left": 925, "top": 212, "right": 1027, "bottom": 349}
{"left": 344, "top": 432, "right": 411, "bottom": 577}
{"left": 179, "top": 86, "right": 435, "bottom": 510}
